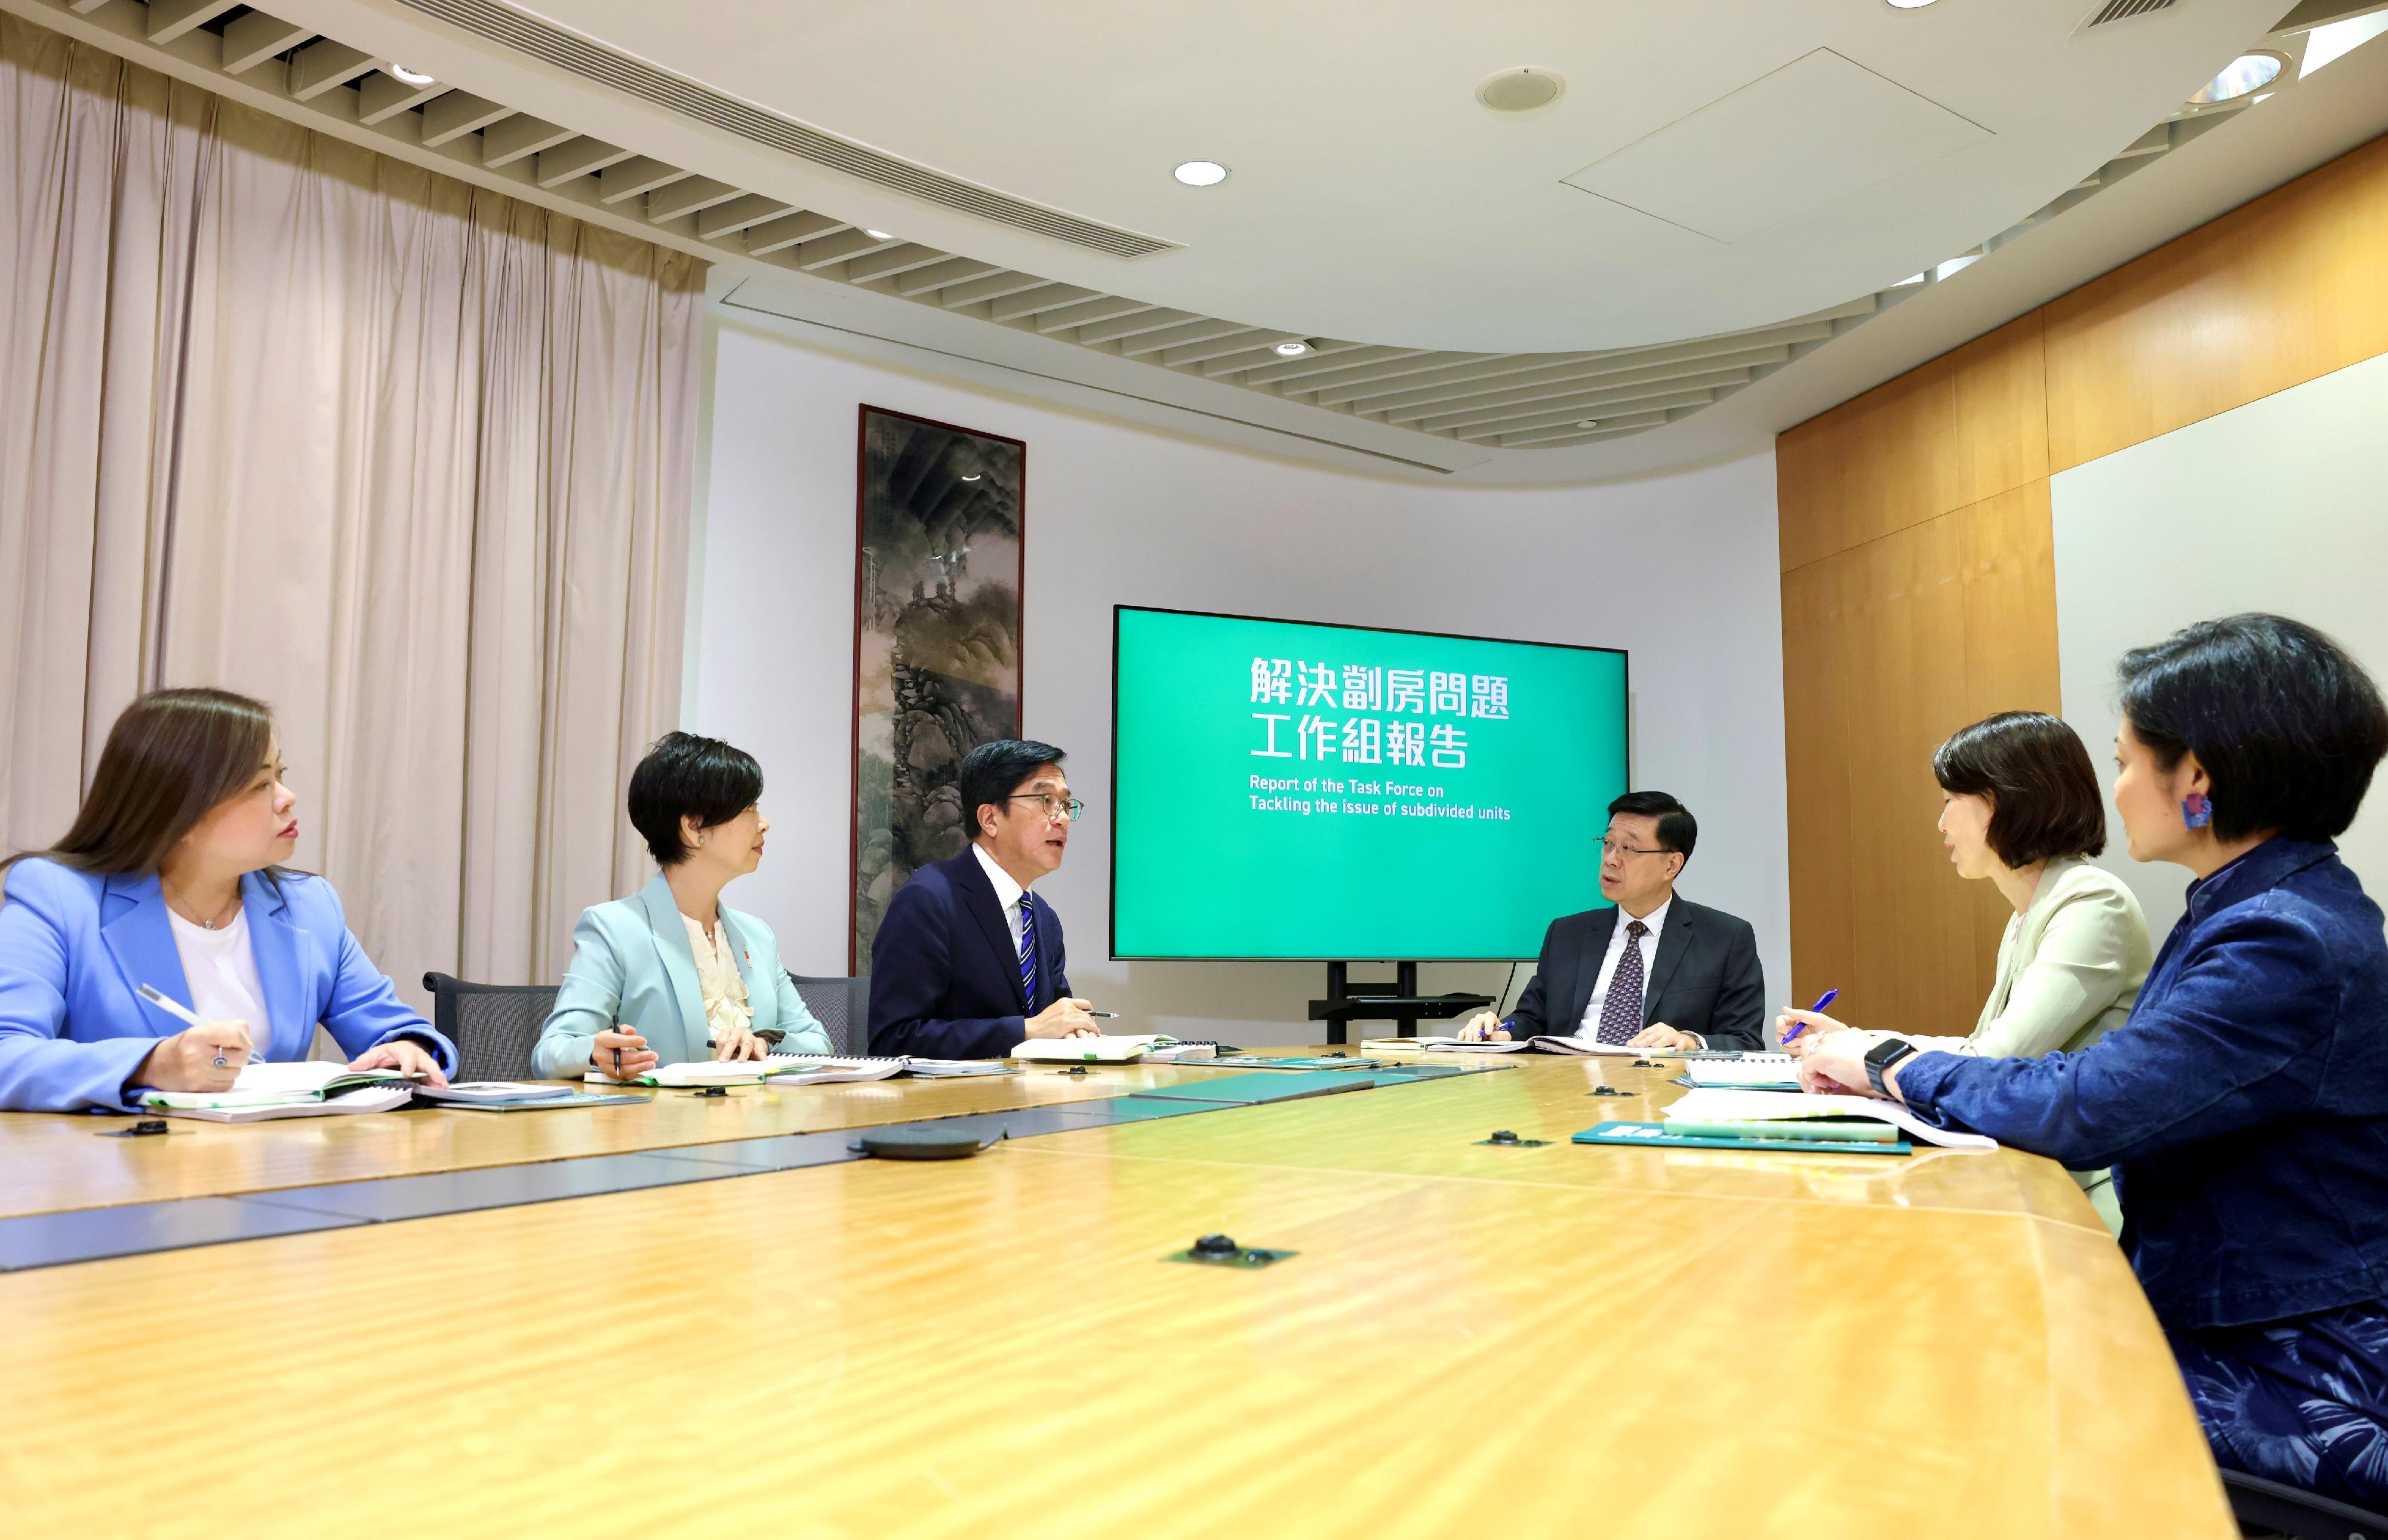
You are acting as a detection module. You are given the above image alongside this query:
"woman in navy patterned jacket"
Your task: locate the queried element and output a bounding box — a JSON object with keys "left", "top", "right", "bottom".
{"left": 1804, "top": 614, "right": 2388, "bottom": 1508}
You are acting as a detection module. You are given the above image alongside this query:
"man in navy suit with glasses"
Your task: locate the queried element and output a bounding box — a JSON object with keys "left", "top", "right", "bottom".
{"left": 1458, "top": 790, "right": 1767, "bottom": 1053}
{"left": 868, "top": 739, "right": 1102, "bottom": 1059}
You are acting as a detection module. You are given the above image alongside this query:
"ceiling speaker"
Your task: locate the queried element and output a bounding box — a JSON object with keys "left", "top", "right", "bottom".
{"left": 1476, "top": 68, "right": 1566, "bottom": 113}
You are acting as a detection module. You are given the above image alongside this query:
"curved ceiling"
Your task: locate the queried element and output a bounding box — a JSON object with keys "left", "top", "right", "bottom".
{"left": 512, "top": 0, "right": 2285, "bottom": 351}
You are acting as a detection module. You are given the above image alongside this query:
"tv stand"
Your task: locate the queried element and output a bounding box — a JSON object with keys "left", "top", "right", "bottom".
{"left": 1307, "top": 962, "right": 1494, "bottom": 1046}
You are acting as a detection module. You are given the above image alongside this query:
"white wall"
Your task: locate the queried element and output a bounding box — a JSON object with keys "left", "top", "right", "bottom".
{"left": 691, "top": 315, "right": 1790, "bottom": 1044}
{"left": 2053, "top": 349, "right": 2388, "bottom": 940}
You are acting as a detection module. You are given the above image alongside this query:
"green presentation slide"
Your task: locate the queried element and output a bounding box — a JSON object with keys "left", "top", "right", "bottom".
{"left": 1111, "top": 606, "right": 1629, "bottom": 959}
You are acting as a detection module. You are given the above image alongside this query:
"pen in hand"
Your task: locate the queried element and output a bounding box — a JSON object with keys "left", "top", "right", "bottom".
{"left": 1778, "top": 988, "right": 1839, "bottom": 1046}
{"left": 137, "top": 983, "right": 261, "bottom": 1064}
{"left": 1086, "top": 1011, "right": 1118, "bottom": 1019}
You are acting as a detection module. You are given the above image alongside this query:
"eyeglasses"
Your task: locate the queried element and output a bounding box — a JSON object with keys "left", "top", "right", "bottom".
{"left": 1600, "top": 837, "right": 1670, "bottom": 858}
{"left": 1007, "top": 794, "right": 1085, "bottom": 822}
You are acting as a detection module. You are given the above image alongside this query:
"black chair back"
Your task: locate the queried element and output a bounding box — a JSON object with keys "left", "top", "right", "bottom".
{"left": 788, "top": 974, "right": 869, "bottom": 1055}
{"left": 421, "top": 972, "right": 561, "bottom": 1083}
{"left": 2222, "top": 1468, "right": 2388, "bottom": 1540}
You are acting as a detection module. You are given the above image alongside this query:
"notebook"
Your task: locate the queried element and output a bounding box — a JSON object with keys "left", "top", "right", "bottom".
{"left": 143, "top": 1085, "right": 417, "bottom": 1122}
{"left": 1675, "top": 1054, "right": 1803, "bottom": 1090}
{"left": 586, "top": 1055, "right": 907, "bottom": 1088}
{"left": 1010, "top": 1035, "right": 1216, "bottom": 1064}
{"left": 413, "top": 1083, "right": 645, "bottom": 1111}
{"left": 1524, "top": 1036, "right": 1677, "bottom": 1057}
{"left": 140, "top": 1060, "right": 422, "bottom": 1119}
{"left": 1575, "top": 1120, "right": 1913, "bottom": 1156}
{"left": 1660, "top": 1088, "right": 1998, "bottom": 1151}
{"left": 1362, "top": 1037, "right": 1531, "bottom": 1054}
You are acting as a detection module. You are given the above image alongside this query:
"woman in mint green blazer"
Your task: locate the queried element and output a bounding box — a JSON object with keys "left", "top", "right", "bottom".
{"left": 533, "top": 734, "right": 829, "bottom": 1080}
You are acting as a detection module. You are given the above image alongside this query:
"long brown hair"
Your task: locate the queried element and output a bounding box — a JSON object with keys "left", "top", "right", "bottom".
{"left": 1, "top": 688, "right": 277, "bottom": 879}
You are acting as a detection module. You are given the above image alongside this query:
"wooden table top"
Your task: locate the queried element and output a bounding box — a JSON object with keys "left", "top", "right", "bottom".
{"left": 0, "top": 1054, "right": 2231, "bottom": 1537}
{"left": 0, "top": 1059, "right": 1240, "bottom": 1219}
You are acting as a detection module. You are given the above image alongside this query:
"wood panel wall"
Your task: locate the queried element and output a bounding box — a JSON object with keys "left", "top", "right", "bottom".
{"left": 1776, "top": 129, "right": 2388, "bottom": 1032}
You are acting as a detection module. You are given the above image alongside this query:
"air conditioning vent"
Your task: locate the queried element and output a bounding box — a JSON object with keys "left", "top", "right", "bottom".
{"left": 2079, "top": 0, "right": 2180, "bottom": 29}
{"left": 394, "top": 0, "right": 1178, "bottom": 259}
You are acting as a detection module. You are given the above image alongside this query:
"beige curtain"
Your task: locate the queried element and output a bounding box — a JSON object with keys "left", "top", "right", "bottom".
{"left": 0, "top": 16, "right": 704, "bottom": 1005}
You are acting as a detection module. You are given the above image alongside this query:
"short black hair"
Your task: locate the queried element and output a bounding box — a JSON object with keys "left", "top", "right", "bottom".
{"left": 2118, "top": 613, "right": 2388, "bottom": 844}
{"left": 627, "top": 731, "right": 764, "bottom": 867}
{"left": 1933, "top": 712, "right": 2107, "bottom": 866}
{"left": 1608, "top": 790, "right": 1696, "bottom": 863}
{"left": 959, "top": 739, "right": 1067, "bottom": 839}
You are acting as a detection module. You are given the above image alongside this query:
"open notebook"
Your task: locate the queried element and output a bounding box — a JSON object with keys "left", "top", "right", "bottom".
{"left": 1661, "top": 1087, "right": 1997, "bottom": 1150}
{"left": 141, "top": 1060, "right": 420, "bottom": 1122}
{"left": 587, "top": 1055, "right": 909, "bottom": 1088}
{"left": 1009, "top": 1036, "right": 1218, "bottom": 1064}
{"left": 1361, "top": 1037, "right": 1532, "bottom": 1055}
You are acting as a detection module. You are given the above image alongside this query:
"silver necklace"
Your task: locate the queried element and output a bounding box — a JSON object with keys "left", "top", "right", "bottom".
{"left": 163, "top": 878, "right": 241, "bottom": 931}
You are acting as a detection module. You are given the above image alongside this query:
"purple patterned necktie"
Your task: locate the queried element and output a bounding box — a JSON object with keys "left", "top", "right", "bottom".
{"left": 1016, "top": 891, "right": 1039, "bottom": 1011}
{"left": 1595, "top": 920, "right": 1651, "bottom": 1043}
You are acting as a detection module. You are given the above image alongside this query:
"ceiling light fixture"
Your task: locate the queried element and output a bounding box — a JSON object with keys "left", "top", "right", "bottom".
{"left": 389, "top": 64, "right": 435, "bottom": 85}
{"left": 1475, "top": 68, "right": 1566, "bottom": 112}
{"left": 1273, "top": 340, "right": 1311, "bottom": 357}
{"left": 961, "top": 473, "right": 983, "bottom": 482}
{"left": 2189, "top": 51, "right": 2285, "bottom": 104}
{"left": 1885, "top": 0, "right": 1941, "bottom": 10}
{"left": 863, "top": 229, "right": 893, "bottom": 240}
{"left": 1173, "top": 161, "right": 1229, "bottom": 187}
{"left": 1576, "top": 420, "right": 1600, "bottom": 429}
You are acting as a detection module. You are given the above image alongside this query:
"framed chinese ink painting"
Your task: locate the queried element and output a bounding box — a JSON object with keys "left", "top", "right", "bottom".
{"left": 850, "top": 406, "right": 1026, "bottom": 971}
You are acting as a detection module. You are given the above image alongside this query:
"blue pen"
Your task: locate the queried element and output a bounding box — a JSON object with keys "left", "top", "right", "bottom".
{"left": 1780, "top": 988, "right": 1839, "bottom": 1046}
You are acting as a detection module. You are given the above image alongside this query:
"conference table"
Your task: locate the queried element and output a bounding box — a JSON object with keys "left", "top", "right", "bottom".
{"left": 0, "top": 1048, "right": 2232, "bottom": 1538}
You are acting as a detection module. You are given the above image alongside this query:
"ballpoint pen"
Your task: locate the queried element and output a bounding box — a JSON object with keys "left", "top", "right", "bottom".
{"left": 137, "top": 984, "right": 261, "bottom": 1065}
{"left": 1779, "top": 988, "right": 1839, "bottom": 1046}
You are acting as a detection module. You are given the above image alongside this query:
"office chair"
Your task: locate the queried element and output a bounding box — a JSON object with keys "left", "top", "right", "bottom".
{"left": 421, "top": 972, "right": 561, "bottom": 1083}
{"left": 788, "top": 974, "right": 869, "bottom": 1055}
{"left": 2224, "top": 1468, "right": 2388, "bottom": 1540}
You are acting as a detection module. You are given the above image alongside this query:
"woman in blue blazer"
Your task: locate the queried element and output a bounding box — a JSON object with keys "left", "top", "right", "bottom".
{"left": 533, "top": 732, "right": 829, "bottom": 1079}
{"left": 1804, "top": 615, "right": 2388, "bottom": 1509}
{"left": 0, "top": 688, "right": 456, "bottom": 1113}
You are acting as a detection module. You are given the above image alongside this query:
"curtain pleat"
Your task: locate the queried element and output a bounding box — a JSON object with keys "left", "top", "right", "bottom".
{"left": 0, "top": 16, "right": 703, "bottom": 1003}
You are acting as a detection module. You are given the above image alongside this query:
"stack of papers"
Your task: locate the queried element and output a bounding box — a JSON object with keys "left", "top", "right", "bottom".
{"left": 414, "top": 1083, "right": 645, "bottom": 1112}
{"left": 1660, "top": 1088, "right": 1996, "bottom": 1151}
{"left": 1009, "top": 1035, "right": 1215, "bottom": 1064}
{"left": 587, "top": 1055, "right": 908, "bottom": 1088}
{"left": 142, "top": 1060, "right": 420, "bottom": 1122}
{"left": 1362, "top": 1037, "right": 1530, "bottom": 1054}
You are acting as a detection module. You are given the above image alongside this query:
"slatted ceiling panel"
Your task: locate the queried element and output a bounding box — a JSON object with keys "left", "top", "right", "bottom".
{"left": 742, "top": 209, "right": 842, "bottom": 253}
{"left": 1461, "top": 383, "right": 1730, "bottom": 441}
{"left": 1116, "top": 316, "right": 1255, "bottom": 358}
{"left": 420, "top": 91, "right": 509, "bottom": 144}
{"left": 1233, "top": 344, "right": 1420, "bottom": 385}
{"left": 358, "top": 72, "right": 446, "bottom": 124}
{"left": 937, "top": 270, "right": 1051, "bottom": 307}
{"left": 1029, "top": 295, "right": 1156, "bottom": 334}
{"left": 784, "top": 227, "right": 900, "bottom": 269}
{"left": 1376, "top": 346, "right": 1792, "bottom": 424}
{"left": 1201, "top": 339, "right": 1363, "bottom": 378}
{"left": 988, "top": 284, "right": 1094, "bottom": 321}
{"left": 1500, "top": 409, "right": 1675, "bottom": 447}
{"left": 1423, "top": 366, "right": 1758, "bottom": 434}
{"left": 219, "top": 12, "right": 310, "bottom": 73}
{"left": 1074, "top": 307, "right": 1202, "bottom": 346}
{"left": 696, "top": 194, "right": 792, "bottom": 239}
{"left": 146, "top": 0, "right": 239, "bottom": 43}
{"left": 844, "top": 243, "right": 953, "bottom": 284}
{"left": 1272, "top": 352, "right": 1479, "bottom": 399}
{"left": 598, "top": 155, "right": 685, "bottom": 202}
{"left": 1160, "top": 331, "right": 1292, "bottom": 369}
{"left": 481, "top": 113, "right": 570, "bottom": 166}
{"left": 536, "top": 137, "right": 629, "bottom": 186}
{"left": 898, "top": 258, "right": 1001, "bottom": 296}
{"left": 288, "top": 39, "right": 376, "bottom": 99}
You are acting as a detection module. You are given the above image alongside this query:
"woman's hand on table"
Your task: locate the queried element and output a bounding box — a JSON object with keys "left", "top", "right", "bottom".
{"left": 591, "top": 1026, "right": 658, "bottom": 1080}
{"left": 349, "top": 1038, "right": 450, "bottom": 1088}
{"left": 709, "top": 1023, "right": 769, "bottom": 1062}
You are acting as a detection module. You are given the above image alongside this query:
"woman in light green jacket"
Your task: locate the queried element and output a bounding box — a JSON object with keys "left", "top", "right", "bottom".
{"left": 1780, "top": 712, "right": 2152, "bottom": 1236}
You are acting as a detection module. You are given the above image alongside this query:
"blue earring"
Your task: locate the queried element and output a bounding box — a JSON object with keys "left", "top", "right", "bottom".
{"left": 2182, "top": 792, "right": 2213, "bottom": 830}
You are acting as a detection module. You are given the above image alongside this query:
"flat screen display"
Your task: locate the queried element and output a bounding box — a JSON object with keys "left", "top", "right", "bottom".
{"left": 1110, "top": 606, "right": 1629, "bottom": 960}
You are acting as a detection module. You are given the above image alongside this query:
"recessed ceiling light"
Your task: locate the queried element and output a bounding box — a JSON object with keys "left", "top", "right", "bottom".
{"left": 1475, "top": 68, "right": 1565, "bottom": 112}
{"left": 2190, "top": 52, "right": 2285, "bottom": 104}
{"left": 961, "top": 472, "right": 983, "bottom": 482}
{"left": 1173, "top": 161, "right": 1229, "bottom": 187}
{"left": 389, "top": 64, "right": 435, "bottom": 85}
{"left": 1885, "top": 0, "right": 1941, "bottom": 9}
{"left": 1575, "top": 420, "right": 1600, "bottom": 429}
{"left": 863, "top": 229, "right": 893, "bottom": 241}
{"left": 1273, "top": 340, "right": 1310, "bottom": 357}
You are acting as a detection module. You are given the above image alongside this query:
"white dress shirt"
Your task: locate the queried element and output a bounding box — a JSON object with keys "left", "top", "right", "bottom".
{"left": 971, "top": 842, "right": 1033, "bottom": 958}
{"left": 168, "top": 907, "right": 273, "bottom": 1052}
{"left": 1578, "top": 898, "right": 1672, "bottom": 1037}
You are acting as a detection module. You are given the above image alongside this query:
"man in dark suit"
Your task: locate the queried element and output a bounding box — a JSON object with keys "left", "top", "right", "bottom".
{"left": 1461, "top": 791, "right": 1766, "bottom": 1052}
{"left": 868, "top": 739, "right": 1101, "bottom": 1059}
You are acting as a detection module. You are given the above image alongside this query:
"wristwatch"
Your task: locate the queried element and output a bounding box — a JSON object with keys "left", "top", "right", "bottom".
{"left": 1863, "top": 1037, "right": 1919, "bottom": 1097}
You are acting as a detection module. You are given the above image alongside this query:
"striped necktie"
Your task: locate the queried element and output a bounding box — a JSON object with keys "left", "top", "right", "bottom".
{"left": 1595, "top": 920, "right": 1651, "bottom": 1044}
{"left": 1016, "top": 890, "right": 1039, "bottom": 1011}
